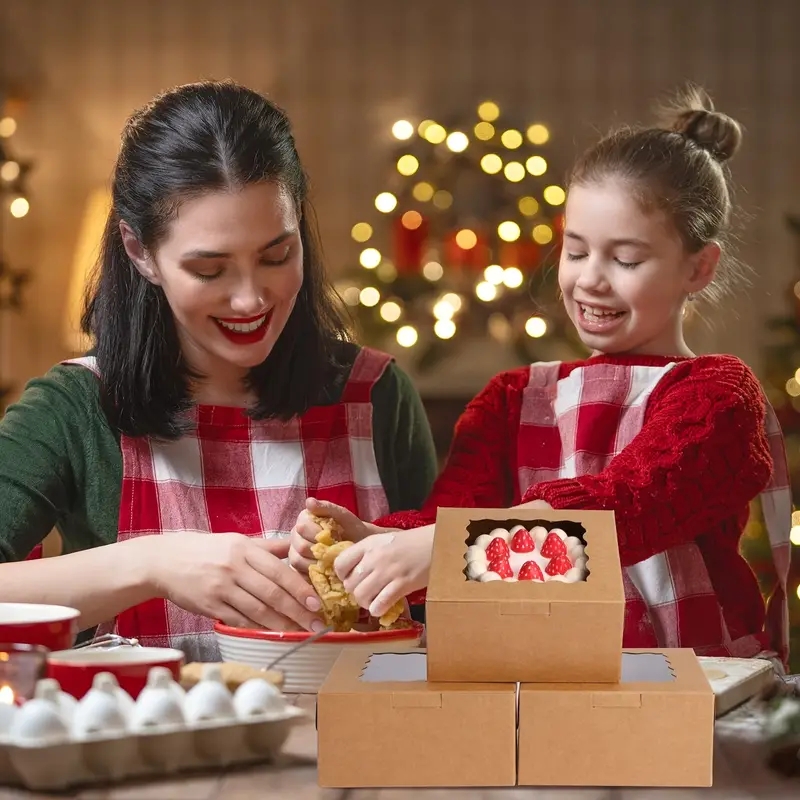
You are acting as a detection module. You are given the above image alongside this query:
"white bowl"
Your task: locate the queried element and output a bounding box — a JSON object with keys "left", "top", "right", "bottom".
{"left": 214, "top": 621, "right": 424, "bottom": 694}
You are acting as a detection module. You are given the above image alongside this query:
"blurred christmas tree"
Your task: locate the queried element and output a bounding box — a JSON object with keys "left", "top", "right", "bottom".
{"left": 0, "top": 91, "right": 32, "bottom": 412}
{"left": 740, "top": 213, "right": 800, "bottom": 672}
{"left": 335, "top": 101, "right": 586, "bottom": 373}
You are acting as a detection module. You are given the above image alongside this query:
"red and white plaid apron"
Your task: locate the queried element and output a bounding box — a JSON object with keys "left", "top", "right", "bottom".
{"left": 518, "top": 361, "right": 792, "bottom": 667}
{"left": 63, "top": 348, "right": 392, "bottom": 661}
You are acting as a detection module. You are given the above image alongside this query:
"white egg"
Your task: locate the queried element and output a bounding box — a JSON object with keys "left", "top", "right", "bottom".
{"left": 72, "top": 674, "right": 129, "bottom": 740}
{"left": 33, "top": 678, "right": 78, "bottom": 727}
{"left": 232, "top": 679, "right": 286, "bottom": 718}
{"left": 479, "top": 571, "right": 502, "bottom": 582}
{"left": 8, "top": 698, "right": 70, "bottom": 746}
{"left": 130, "top": 668, "right": 185, "bottom": 731}
{"left": 184, "top": 665, "right": 236, "bottom": 724}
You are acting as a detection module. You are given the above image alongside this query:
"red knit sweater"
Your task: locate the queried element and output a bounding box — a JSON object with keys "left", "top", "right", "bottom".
{"left": 377, "top": 354, "right": 774, "bottom": 650}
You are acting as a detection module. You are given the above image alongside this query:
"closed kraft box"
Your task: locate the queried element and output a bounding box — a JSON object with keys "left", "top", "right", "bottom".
{"left": 518, "top": 649, "right": 715, "bottom": 787}
{"left": 426, "top": 507, "right": 625, "bottom": 683}
{"left": 317, "top": 649, "right": 517, "bottom": 788}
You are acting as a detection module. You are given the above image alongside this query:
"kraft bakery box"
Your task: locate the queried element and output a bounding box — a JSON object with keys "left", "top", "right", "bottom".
{"left": 425, "top": 507, "right": 625, "bottom": 683}
{"left": 316, "top": 649, "right": 516, "bottom": 788}
{"left": 518, "top": 649, "right": 715, "bottom": 787}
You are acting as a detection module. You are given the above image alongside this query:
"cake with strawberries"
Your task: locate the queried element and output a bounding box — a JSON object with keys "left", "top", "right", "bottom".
{"left": 464, "top": 525, "right": 588, "bottom": 583}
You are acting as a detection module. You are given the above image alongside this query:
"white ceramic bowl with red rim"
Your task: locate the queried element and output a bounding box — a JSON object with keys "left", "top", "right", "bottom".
{"left": 46, "top": 646, "right": 185, "bottom": 700}
{"left": 0, "top": 603, "right": 80, "bottom": 652}
{"left": 215, "top": 621, "right": 425, "bottom": 694}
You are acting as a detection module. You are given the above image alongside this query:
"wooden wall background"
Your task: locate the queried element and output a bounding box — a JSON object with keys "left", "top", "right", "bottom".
{"left": 0, "top": 0, "right": 798, "bottom": 394}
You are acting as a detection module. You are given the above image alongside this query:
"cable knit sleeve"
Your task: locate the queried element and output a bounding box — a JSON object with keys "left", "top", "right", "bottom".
{"left": 521, "top": 356, "right": 773, "bottom": 567}
{"left": 374, "top": 368, "right": 528, "bottom": 530}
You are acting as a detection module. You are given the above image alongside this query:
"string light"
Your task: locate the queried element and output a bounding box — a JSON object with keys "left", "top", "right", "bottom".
{"left": 359, "top": 248, "right": 381, "bottom": 269}
{"left": 497, "top": 221, "right": 521, "bottom": 242}
{"left": 423, "top": 123, "right": 447, "bottom": 144}
{"left": 504, "top": 162, "right": 525, "bottom": 182}
{"left": 525, "top": 316, "right": 547, "bottom": 338}
{"left": 397, "top": 154, "right": 419, "bottom": 176}
{"left": 341, "top": 286, "right": 360, "bottom": 306}
{"left": 475, "top": 281, "right": 497, "bottom": 301}
{"left": 484, "top": 265, "right": 505, "bottom": 285}
{"left": 359, "top": 287, "right": 380, "bottom": 307}
{"left": 433, "top": 299, "right": 456, "bottom": 320}
{"left": 790, "top": 525, "right": 800, "bottom": 546}
{"left": 480, "top": 154, "right": 503, "bottom": 174}
{"left": 441, "top": 293, "right": 462, "bottom": 311}
{"left": 434, "top": 319, "right": 456, "bottom": 339}
{"left": 455, "top": 229, "right": 478, "bottom": 249}
{"left": 446, "top": 132, "right": 469, "bottom": 152}
{"left": 401, "top": 210, "right": 423, "bottom": 230}
{"left": 423, "top": 261, "right": 444, "bottom": 281}
{"left": 526, "top": 155, "right": 547, "bottom": 176}
{"left": 9, "top": 197, "right": 29, "bottom": 218}
{"left": 392, "top": 120, "right": 414, "bottom": 140}
{"left": 502, "top": 267, "right": 524, "bottom": 288}
{"left": 396, "top": 325, "right": 418, "bottom": 347}
{"left": 532, "top": 224, "right": 554, "bottom": 244}
{"left": 501, "top": 130, "right": 523, "bottom": 149}
{"left": 380, "top": 301, "right": 402, "bottom": 322}
{"left": 543, "top": 185, "right": 566, "bottom": 206}
{"left": 477, "top": 101, "right": 500, "bottom": 122}
{"left": 418, "top": 119, "right": 436, "bottom": 136}
{"left": 375, "top": 192, "right": 397, "bottom": 213}
{"left": 0, "top": 161, "right": 20, "bottom": 182}
{"left": 351, "top": 222, "right": 372, "bottom": 242}
{"left": 519, "top": 196, "right": 539, "bottom": 217}
{"left": 432, "top": 190, "right": 452, "bottom": 209}
{"left": 526, "top": 123, "right": 549, "bottom": 144}
{"left": 0, "top": 117, "right": 16, "bottom": 138}
{"left": 474, "top": 122, "right": 495, "bottom": 140}
{"left": 376, "top": 261, "right": 397, "bottom": 282}
{"left": 413, "top": 182, "right": 435, "bottom": 202}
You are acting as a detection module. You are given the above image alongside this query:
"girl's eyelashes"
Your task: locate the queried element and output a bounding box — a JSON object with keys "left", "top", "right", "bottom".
{"left": 564, "top": 252, "right": 642, "bottom": 269}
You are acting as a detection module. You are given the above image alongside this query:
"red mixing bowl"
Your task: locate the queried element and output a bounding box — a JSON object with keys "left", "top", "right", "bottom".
{"left": 0, "top": 603, "right": 80, "bottom": 651}
{"left": 46, "top": 647, "right": 185, "bottom": 699}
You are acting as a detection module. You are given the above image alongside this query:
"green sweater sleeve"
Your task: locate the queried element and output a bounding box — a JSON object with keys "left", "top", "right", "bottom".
{"left": 0, "top": 365, "right": 121, "bottom": 562}
{"left": 370, "top": 361, "right": 438, "bottom": 514}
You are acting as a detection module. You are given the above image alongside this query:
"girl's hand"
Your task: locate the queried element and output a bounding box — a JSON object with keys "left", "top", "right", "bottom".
{"left": 333, "top": 526, "right": 434, "bottom": 619}
{"left": 288, "top": 497, "right": 387, "bottom": 574}
{"left": 146, "top": 532, "right": 325, "bottom": 632}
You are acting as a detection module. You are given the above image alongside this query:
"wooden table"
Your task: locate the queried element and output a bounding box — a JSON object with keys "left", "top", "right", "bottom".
{"left": 0, "top": 696, "right": 796, "bottom": 799}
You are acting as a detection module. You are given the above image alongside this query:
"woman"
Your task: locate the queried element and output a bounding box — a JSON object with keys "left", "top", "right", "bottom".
{"left": 0, "top": 81, "right": 438, "bottom": 661}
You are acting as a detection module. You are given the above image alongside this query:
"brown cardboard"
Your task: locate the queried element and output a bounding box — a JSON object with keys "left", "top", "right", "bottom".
{"left": 518, "top": 649, "right": 715, "bottom": 787}
{"left": 316, "top": 648, "right": 517, "bottom": 788}
{"left": 426, "top": 507, "right": 624, "bottom": 683}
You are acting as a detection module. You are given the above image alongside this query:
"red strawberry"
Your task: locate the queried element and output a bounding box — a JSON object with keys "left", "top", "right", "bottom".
{"left": 540, "top": 532, "right": 567, "bottom": 558}
{"left": 545, "top": 554, "right": 572, "bottom": 576}
{"left": 518, "top": 560, "right": 544, "bottom": 581}
{"left": 509, "top": 529, "right": 535, "bottom": 553}
{"left": 485, "top": 537, "right": 510, "bottom": 560}
{"left": 488, "top": 557, "right": 514, "bottom": 578}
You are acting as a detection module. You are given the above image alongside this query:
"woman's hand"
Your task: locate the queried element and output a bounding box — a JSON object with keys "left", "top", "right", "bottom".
{"left": 288, "top": 497, "right": 388, "bottom": 574}
{"left": 143, "top": 532, "right": 326, "bottom": 632}
{"left": 332, "top": 526, "right": 434, "bottom": 619}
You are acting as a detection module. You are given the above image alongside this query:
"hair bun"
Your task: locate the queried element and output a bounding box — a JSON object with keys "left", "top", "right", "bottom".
{"left": 660, "top": 85, "right": 742, "bottom": 162}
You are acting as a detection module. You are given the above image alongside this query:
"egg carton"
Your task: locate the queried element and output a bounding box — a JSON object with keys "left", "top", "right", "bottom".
{"left": 0, "top": 664, "right": 305, "bottom": 792}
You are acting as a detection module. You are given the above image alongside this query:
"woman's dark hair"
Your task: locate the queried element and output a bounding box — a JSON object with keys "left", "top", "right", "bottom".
{"left": 568, "top": 84, "right": 746, "bottom": 305}
{"left": 82, "top": 80, "right": 351, "bottom": 439}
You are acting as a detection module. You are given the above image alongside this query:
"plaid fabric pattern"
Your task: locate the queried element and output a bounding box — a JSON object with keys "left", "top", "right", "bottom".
{"left": 518, "top": 361, "right": 792, "bottom": 666}
{"left": 63, "top": 348, "right": 392, "bottom": 660}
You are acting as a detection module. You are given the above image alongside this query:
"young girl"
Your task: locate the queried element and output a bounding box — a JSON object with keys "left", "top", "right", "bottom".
{"left": 0, "top": 81, "right": 438, "bottom": 660}
{"left": 292, "top": 87, "right": 792, "bottom": 667}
